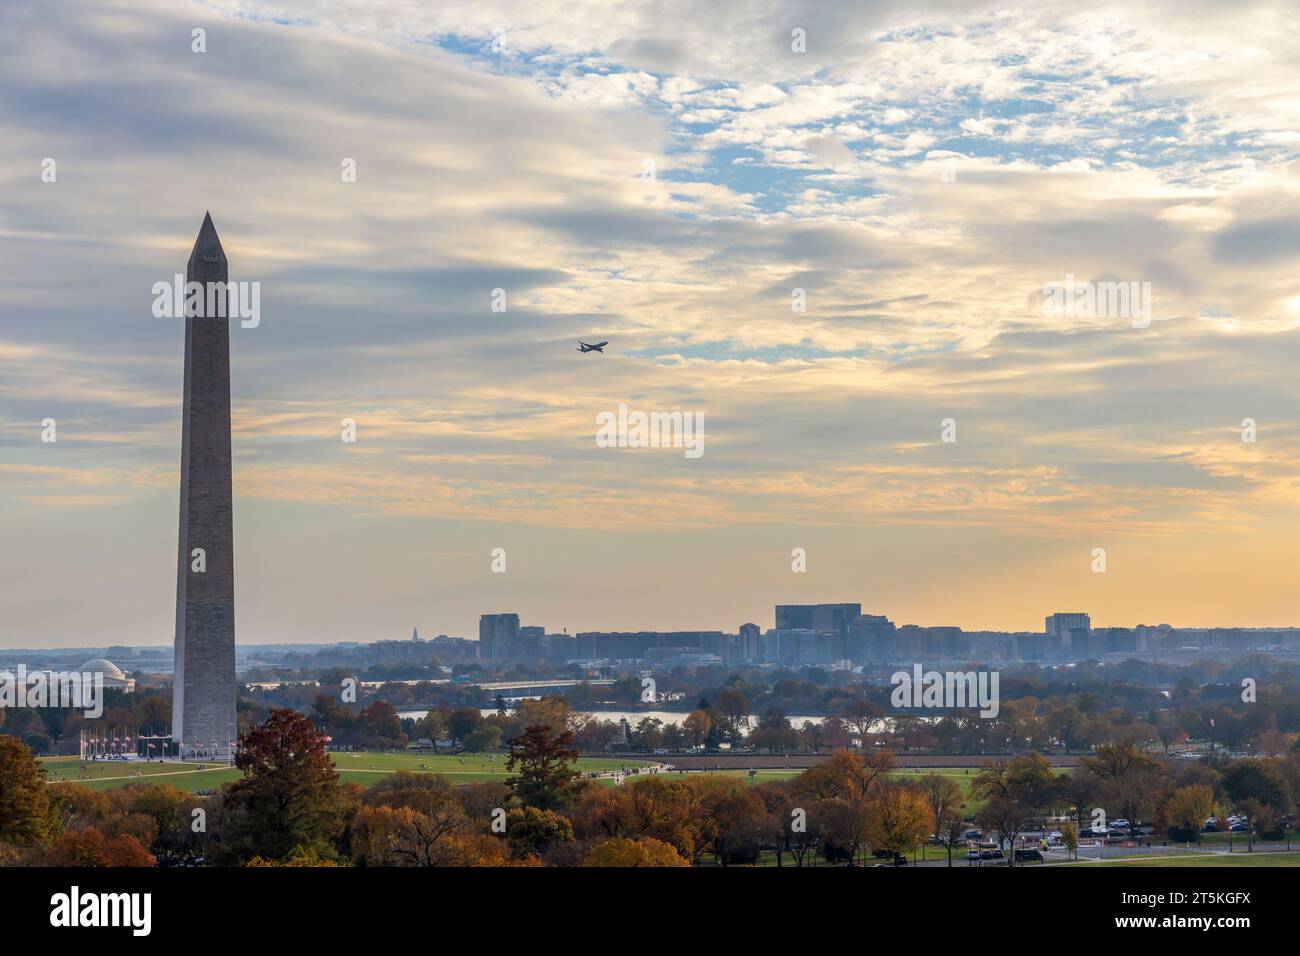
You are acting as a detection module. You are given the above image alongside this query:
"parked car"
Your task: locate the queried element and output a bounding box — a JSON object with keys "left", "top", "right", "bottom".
{"left": 1014, "top": 849, "right": 1044, "bottom": 863}
{"left": 1230, "top": 823, "right": 1249, "bottom": 832}
{"left": 967, "top": 849, "right": 981, "bottom": 861}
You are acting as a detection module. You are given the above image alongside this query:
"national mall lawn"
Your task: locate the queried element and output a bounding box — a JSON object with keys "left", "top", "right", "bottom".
{"left": 39, "top": 751, "right": 651, "bottom": 792}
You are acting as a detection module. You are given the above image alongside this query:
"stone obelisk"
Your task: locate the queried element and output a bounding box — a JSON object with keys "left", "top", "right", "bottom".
{"left": 172, "top": 212, "right": 237, "bottom": 759}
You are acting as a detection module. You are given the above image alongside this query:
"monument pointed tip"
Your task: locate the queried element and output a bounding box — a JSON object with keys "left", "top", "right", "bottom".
{"left": 189, "top": 211, "right": 226, "bottom": 267}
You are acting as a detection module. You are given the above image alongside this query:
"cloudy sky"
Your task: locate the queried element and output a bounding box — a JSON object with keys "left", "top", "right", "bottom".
{"left": 3, "top": 0, "right": 1300, "bottom": 647}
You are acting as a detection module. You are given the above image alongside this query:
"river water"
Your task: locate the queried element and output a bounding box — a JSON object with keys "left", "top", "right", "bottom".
{"left": 398, "top": 707, "right": 842, "bottom": 729}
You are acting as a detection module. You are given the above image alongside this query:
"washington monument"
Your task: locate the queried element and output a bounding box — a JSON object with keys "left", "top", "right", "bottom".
{"left": 172, "top": 212, "right": 237, "bottom": 758}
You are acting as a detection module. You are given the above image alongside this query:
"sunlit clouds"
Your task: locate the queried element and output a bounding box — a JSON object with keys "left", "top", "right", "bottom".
{"left": 2, "top": 0, "right": 1300, "bottom": 643}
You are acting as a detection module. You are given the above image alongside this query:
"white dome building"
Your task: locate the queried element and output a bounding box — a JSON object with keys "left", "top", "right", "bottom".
{"left": 79, "top": 658, "right": 135, "bottom": 692}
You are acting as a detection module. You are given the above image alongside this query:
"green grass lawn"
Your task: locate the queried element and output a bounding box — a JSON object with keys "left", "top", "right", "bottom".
{"left": 39, "top": 755, "right": 1062, "bottom": 809}
{"left": 1089, "top": 852, "right": 1300, "bottom": 867}
{"left": 39, "top": 751, "right": 653, "bottom": 793}
{"left": 40, "top": 758, "right": 242, "bottom": 792}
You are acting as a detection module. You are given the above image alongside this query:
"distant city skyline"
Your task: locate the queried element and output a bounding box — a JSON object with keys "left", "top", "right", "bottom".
{"left": 7, "top": 601, "right": 1300, "bottom": 654}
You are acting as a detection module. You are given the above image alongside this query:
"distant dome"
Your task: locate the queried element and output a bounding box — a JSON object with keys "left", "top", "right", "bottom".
{"left": 80, "top": 658, "right": 126, "bottom": 680}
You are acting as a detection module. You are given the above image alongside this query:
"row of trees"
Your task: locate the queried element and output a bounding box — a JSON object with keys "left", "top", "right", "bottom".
{"left": 404, "top": 694, "right": 1300, "bottom": 759}
{"left": 4, "top": 718, "right": 1299, "bottom": 867}
{"left": 7, "top": 680, "right": 1298, "bottom": 768}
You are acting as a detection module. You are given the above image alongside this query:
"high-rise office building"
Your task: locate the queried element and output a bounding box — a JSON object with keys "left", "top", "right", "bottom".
{"left": 1044, "top": 612, "right": 1090, "bottom": 659}
{"left": 1046, "top": 612, "right": 1090, "bottom": 640}
{"left": 761, "top": 628, "right": 822, "bottom": 665}
{"left": 776, "top": 604, "right": 861, "bottom": 658}
{"left": 574, "top": 631, "right": 726, "bottom": 662}
{"left": 479, "top": 613, "right": 520, "bottom": 659}
{"left": 848, "top": 614, "right": 896, "bottom": 663}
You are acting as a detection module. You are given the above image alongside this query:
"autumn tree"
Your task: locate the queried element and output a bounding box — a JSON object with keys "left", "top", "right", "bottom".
{"left": 364, "top": 770, "right": 457, "bottom": 815}
{"left": 754, "top": 780, "right": 817, "bottom": 867}
{"left": 701, "top": 781, "right": 767, "bottom": 866}
{"left": 716, "top": 687, "right": 750, "bottom": 728}
{"left": 935, "top": 802, "right": 967, "bottom": 866}
{"left": 795, "top": 748, "right": 893, "bottom": 804}
{"left": 682, "top": 710, "right": 712, "bottom": 748}
{"left": 921, "top": 774, "right": 967, "bottom": 866}
{"left": 1046, "top": 702, "right": 1087, "bottom": 753}
{"left": 120, "top": 783, "right": 204, "bottom": 866}
{"left": 585, "top": 836, "right": 690, "bottom": 867}
{"left": 796, "top": 748, "right": 892, "bottom": 863}
{"left": 813, "top": 798, "right": 868, "bottom": 863}
{"left": 352, "top": 771, "right": 466, "bottom": 865}
{"left": 505, "top": 806, "right": 574, "bottom": 861}
{"left": 973, "top": 753, "right": 1056, "bottom": 866}
{"left": 841, "top": 697, "right": 884, "bottom": 747}
{"left": 1081, "top": 741, "right": 1164, "bottom": 836}
{"left": 416, "top": 709, "right": 448, "bottom": 749}
{"left": 207, "top": 708, "right": 344, "bottom": 864}
{"left": 506, "top": 724, "right": 581, "bottom": 810}
{"left": 630, "top": 717, "right": 664, "bottom": 752}
{"left": 869, "top": 784, "right": 934, "bottom": 861}
{"left": 619, "top": 775, "right": 708, "bottom": 860}
{"left": 0, "top": 735, "right": 49, "bottom": 847}
{"left": 351, "top": 805, "right": 464, "bottom": 866}
{"left": 1164, "top": 784, "right": 1214, "bottom": 844}
{"left": 463, "top": 724, "right": 503, "bottom": 753}
{"left": 246, "top": 846, "right": 342, "bottom": 867}
{"left": 457, "top": 780, "right": 512, "bottom": 823}
{"left": 359, "top": 700, "right": 407, "bottom": 749}
{"left": 1058, "top": 767, "right": 1102, "bottom": 829}
{"left": 515, "top": 697, "right": 583, "bottom": 737}
{"left": 1221, "top": 758, "right": 1288, "bottom": 812}
{"left": 43, "top": 828, "right": 155, "bottom": 867}
{"left": 447, "top": 707, "right": 484, "bottom": 745}
{"left": 1060, "top": 821, "right": 1079, "bottom": 860}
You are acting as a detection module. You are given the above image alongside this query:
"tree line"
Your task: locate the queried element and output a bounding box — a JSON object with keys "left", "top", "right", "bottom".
{"left": 3, "top": 710, "right": 1298, "bottom": 867}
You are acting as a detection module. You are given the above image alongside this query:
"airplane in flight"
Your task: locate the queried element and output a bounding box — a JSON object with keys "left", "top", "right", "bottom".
{"left": 577, "top": 340, "right": 608, "bottom": 353}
